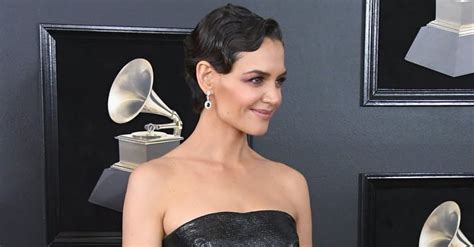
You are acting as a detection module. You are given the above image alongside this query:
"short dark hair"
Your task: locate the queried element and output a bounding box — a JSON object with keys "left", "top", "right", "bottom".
{"left": 184, "top": 4, "right": 283, "bottom": 113}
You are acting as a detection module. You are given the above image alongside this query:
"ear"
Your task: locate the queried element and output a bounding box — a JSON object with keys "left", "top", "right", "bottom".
{"left": 195, "top": 60, "right": 217, "bottom": 93}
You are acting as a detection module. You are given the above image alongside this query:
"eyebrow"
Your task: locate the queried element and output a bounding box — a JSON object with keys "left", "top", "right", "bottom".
{"left": 242, "top": 70, "right": 287, "bottom": 78}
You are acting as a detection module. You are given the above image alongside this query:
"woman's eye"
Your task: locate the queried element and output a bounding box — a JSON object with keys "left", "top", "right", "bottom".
{"left": 276, "top": 77, "right": 286, "bottom": 87}
{"left": 248, "top": 77, "right": 264, "bottom": 84}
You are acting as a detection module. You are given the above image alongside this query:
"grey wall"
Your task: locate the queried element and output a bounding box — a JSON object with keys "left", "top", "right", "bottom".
{"left": 1, "top": 0, "right": 473, "bottom": 246}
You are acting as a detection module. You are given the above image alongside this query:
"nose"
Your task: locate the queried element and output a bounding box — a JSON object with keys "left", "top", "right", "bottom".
{"left": 262, "top": 84, "right": 281, "bottom": 105}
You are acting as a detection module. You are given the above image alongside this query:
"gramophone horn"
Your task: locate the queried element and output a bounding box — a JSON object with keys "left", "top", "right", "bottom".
{"left": 419, "top": 201, "right": 473, "bottom": 247}
{"left": 107, "top": 58, "right": 176, "bottom": 124}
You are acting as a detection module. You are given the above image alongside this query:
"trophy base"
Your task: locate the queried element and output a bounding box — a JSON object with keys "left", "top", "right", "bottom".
{"left": 405, "top": 25, "right": 474, "bottom": 77}
{"left": 116, "top": 133, "right": 182, "bottom": 164}
{"left": 111, "top": 161, "right": 137, "bottom": 172}
{"left": 88, "top": 166, "right": 131, "bottom": 212}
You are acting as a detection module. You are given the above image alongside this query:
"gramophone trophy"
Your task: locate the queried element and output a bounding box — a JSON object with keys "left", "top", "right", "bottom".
{"left": 405, "top": 0, "right": 473, "bottom": 77}
{"left": 88, "top": 58, "right": 183, "bottom": 212}
{"left": 419, "top": 201, "right": 473, "bottom": 247}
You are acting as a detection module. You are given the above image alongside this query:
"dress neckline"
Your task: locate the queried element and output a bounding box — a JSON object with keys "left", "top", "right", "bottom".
{"left": 163, "top": 209, "right": 296, "bottom": 240}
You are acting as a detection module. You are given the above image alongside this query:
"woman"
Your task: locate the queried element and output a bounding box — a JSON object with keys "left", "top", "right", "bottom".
{"left": 123, "top": 4, "right": 312, "bottom": 246}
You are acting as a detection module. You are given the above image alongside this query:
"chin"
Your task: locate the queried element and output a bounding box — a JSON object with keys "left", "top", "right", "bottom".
{"left": 245, "top": 126, "right": 269, "bottom": 136}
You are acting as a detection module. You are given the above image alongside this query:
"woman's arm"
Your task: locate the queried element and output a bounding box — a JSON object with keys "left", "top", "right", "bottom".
{"left": 295, "top": 174, "right": 313, "bottom": 247}
{"left": 286, "top": 168, "right": 313, "bottom": 247}
{"left": 122, "top": 163, "right": 166, "bottom": 247}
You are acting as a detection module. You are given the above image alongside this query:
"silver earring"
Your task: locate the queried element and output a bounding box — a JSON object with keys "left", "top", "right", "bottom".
{"left": 204, "top": 91, "right": 212, "bottom": 109}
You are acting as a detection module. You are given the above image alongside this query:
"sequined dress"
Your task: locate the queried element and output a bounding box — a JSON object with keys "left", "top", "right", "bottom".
{"left": 162, "top": 210, "right": 299, "bottom": 246}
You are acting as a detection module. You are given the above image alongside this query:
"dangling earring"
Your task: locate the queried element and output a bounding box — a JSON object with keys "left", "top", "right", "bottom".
{"left": 204, "top": 90, "right": 212, "bottom": 109}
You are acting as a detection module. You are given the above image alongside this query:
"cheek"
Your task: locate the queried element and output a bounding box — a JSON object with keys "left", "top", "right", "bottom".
{"left": 220, "top": 94, "right": 254, "bottom": 117}
{"left": 218, "top": 84, "right": 259, "bottom": 110}
{"left": 233, "top": 90, "right": 261, "bottom": 112}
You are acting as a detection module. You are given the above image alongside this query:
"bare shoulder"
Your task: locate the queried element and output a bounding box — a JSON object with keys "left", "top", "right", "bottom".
{"left": 125, "top": 157, "right": 180, "bottom": 209}
{"left": 252, "top": 155, "right": 306, "bottom": 194}
{"left": 258, "top": 159, "right": 310, "bottom": 213}
{"left": 264, "top": 161, "right": 312, "bottom": 244}
{"left": 267, "top": 161, "right": 308, "bottom": 193}
{"left": 130, "top": 157, "right": 176, "bottom": 184}
{"left": 122, "top": 157, "right": 184, "bottom": 245}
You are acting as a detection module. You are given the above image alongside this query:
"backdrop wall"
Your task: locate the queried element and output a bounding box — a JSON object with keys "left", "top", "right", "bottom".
{"left": 1, "top": 0, "right": 473, "bottom": 246}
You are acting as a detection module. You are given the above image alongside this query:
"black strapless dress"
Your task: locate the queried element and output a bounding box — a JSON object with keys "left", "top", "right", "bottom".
{"left": 162, "top": 210, "right": 299, "bottom": 246}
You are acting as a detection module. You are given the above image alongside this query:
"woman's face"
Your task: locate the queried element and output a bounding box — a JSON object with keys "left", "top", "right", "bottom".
{"left": 213, "top": 38, "right": 286, "bottom": 136}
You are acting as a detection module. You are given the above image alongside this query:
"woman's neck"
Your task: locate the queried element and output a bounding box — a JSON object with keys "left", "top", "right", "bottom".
{"left": 178, "top": 109, "right": 252, "bottom": 167}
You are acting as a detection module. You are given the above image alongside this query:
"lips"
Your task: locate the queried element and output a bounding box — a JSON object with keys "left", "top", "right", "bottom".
{"left": 251, "top": 109, "right": 274, "bottom": 120}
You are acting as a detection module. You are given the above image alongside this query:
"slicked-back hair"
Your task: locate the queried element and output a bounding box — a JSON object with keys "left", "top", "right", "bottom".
{"left": 184, "top": 4, "right": 283, "bottom": 113}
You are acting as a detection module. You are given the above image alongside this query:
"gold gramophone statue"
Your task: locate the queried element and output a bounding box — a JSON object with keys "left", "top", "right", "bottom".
{"left": 419, "top": 201, "right": 473, "bottom": 247}
{"left": 89, "top": 58, "right": 183, "bottom": 211}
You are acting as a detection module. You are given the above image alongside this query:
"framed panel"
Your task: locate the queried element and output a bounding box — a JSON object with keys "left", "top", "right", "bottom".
{"left": 362, "top": 0, "right": 474, "bottom": 106}
{"left": 40, "top": 24, "right": 193, "bottom": 246}
{"left": 359, "top": 173, "right": 474, "bottom": 247}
